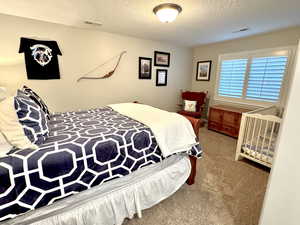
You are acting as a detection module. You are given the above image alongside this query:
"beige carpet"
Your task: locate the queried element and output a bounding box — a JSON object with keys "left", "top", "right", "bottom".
{"left": 124, "top": 127, "right": 270, "bottom": 225}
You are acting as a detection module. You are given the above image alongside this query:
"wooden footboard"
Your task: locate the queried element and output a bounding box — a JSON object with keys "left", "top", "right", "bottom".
{"left": 133, "top": 102, "right": 200, "bottom": 185}
{"left": 187, "top": 156, "right": 197, "bottom": 185}
{"left": 181, "top": 115, "right": 201, "bottom": 185}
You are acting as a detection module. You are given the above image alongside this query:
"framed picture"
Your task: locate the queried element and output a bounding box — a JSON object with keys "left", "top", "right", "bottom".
{"left": 156, "top": 69, "right": 168, "bottom": 86}
{"left": 154, "top": 51, "right": 170, "bottom": 67}
{"left": 196, "top": 60, "right": 212, "bottom": 81}
{"left": 139, "top": 57, "right": 152, "bottom": 79}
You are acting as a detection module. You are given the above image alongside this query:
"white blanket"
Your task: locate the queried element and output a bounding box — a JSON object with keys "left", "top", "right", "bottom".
{"left": 109, "top": 103, "right": 197, "bottom": 157}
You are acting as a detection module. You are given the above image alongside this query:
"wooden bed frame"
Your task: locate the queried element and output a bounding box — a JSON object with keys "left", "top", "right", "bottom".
{"left": 133, "top": 101, "right": 200, "bottom": 185}
{"left": 184, "top": 115, "right": 201, "bottom": 185}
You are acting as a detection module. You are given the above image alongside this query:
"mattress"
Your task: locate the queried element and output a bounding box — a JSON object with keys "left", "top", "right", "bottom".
{"left": 0, "top": 107, "right": 202, "bottom": 221}
{"left": 1, "top": 154, "right": 190, "bottom": 225}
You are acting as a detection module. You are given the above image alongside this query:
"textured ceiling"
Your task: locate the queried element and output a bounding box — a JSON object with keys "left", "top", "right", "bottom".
{"left": 0, "top": 0, "right": 300, "bottom": 46}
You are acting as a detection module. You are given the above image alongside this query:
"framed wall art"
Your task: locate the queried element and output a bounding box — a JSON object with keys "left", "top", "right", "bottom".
{"left": 156, "top": 69, "right": 168, "bottom": 86}
{"left": 154, "top": 51, "right": 170, "bottom": 67}
{"left": 139, "top": 57, "right": 152, "bottom": 79}
{"left": 196, "top": 60, "right": 212, "bottom": 81}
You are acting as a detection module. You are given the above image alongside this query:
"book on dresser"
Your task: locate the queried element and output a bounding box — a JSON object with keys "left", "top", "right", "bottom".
{"left": 208, "top": 105, "right": 250, "bottom": 138}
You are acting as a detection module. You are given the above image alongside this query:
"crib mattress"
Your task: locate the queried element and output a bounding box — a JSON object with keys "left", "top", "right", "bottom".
{"left": 242, "top": 144, "right": 274, "bottom": 163}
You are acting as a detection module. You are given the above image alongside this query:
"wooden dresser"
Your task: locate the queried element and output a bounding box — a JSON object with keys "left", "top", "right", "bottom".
{"left": 208, "top": 105, "right": 250, "bottom": 138}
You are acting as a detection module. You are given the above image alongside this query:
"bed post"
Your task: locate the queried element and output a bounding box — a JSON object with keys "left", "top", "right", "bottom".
{"left": 183, "top": 116, "right": 201, "bottom": 185}
{"left": 134, "top": 102, "right": 200, "bottom": 185}
{"left": 187, "top": 156, "right": 197, "bottom": 185}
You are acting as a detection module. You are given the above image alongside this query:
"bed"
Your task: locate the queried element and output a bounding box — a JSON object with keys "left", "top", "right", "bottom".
{"left": 0, "top": 100, "right": 202, "bottom": 224}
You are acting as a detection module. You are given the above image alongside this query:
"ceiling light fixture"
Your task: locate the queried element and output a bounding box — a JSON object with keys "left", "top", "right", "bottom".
{"left": 153, "top": 3, "right": 182, "bottom": 23}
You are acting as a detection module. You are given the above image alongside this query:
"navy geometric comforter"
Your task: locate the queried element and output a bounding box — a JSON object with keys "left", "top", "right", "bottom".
{"left": 0, "top": 107, "right": 201, "bottom": 221}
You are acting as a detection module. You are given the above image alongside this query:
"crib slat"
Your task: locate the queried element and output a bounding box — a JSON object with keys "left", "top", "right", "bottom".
{"left": 261, "top": 120, "right": 268, "bottom": 162}
{"left": 250, "top": 117, "right": 257, "bottom": 157}
{"left": 243, "top": 117, "right": 249, "bottom": 151}
{"left": 267, "top": 121, "right": 276, "bottom": 163}
{"left": 255, "top": 119, "right": 263, "bottom": 160}
{"left": 245, "top": 117, "right": 252, "bottom": 154}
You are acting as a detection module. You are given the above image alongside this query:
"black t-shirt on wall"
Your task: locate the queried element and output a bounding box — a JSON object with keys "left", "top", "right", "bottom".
{"left": 19, "top": 37, "right": 62, "bottom": 79}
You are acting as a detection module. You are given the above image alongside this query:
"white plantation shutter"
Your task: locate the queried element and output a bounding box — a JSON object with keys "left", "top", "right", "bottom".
{"left": 218, "top": 59, "right": 247, "bottom": 98}
{"left": 246, "top": 56, "right": 288, "bottom": 102}
{"left": 215, "top": 47, "right": 293, "bottom": 105}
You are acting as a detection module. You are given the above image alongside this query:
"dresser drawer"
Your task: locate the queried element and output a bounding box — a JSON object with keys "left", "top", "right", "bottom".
{"left": 221, "top": 125, "right": 238, "bottom": 137}
{"left": 208, "top": 121, "right": 221, "bottom": 131}
{"left": 209, "top": 108, "right": 223, "bottom": 123}
{"left": 223, "top": 111, "right": 236, "bottom": 126}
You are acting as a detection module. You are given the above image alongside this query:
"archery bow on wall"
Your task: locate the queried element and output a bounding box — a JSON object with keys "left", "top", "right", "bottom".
{"left": 77, "top": 51, "right": 127, "bottom": 82}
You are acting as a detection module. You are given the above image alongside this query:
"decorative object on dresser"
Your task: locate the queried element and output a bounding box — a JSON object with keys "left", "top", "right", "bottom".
{"left": 196, "top": 60, "right": 212, "bottom": 81}
{"left": 138, "top": 57, "right": 152, "bottom": 79}
{"left": 208, "top": 105, "right": 250, "bottom": 138}
{"left": 178, "top": 91, "right": 207, "bottom": 119}
{"left": 154, "top": 51, "right": 170, "bottom": 67}
{"left": 156, "top": 69, "right": 168, "bottom": 86}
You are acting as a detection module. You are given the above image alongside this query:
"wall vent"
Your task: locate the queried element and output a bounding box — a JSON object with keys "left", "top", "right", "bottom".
{"left": 232, "top": 27, "right": 249, "bottom": 33}
{"left": 84, "top": 21, "right": 102, "bottom": 26}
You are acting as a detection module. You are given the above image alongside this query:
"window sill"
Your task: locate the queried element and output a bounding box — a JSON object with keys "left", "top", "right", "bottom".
{"left": 213, "top": 97, "right": 279, "bottom": 109}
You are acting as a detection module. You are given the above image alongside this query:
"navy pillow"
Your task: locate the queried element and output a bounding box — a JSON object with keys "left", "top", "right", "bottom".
{"left": 15, "top": 91, "right": 49, "bottom": 145}
{"left": 22, "top": 85, "right": 51, "bottom": 120}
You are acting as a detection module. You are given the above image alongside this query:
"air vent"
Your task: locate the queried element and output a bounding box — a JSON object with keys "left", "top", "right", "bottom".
{"left": 232, "top": 27, "right": 249, "bottom": 33}
{"left": 84, "top": 21, "right": 102, "bottom": 26}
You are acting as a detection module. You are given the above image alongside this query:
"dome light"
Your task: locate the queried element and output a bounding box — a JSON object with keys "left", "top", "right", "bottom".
{"left": 153, "top": 3, "right": 182, "bottom": 23}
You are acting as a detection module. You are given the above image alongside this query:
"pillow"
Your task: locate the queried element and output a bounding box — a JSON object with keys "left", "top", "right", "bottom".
{"left": 15, "top": 91, "right": 49, "bottom": 145}
{"left": 0, "top": 131, "right": 12, "bottom": 157}
{"left": 0, "top": 96, "right": 38, "bottom": 150}
{"left": 184, "top": 100, "right": 197, "bottom": 112}
{"left": 22, "top": 85, "right": 51, "bottom": 120}
{"left": 0, "top": 87, "right": 7, "bottom": 102}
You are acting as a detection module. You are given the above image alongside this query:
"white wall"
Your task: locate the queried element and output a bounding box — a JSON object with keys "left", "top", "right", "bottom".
{"left": 191, "top": 26, "right": 300, "bottom": 109}
{"left": 0, "top": 14, "right": 192, "bottom": 112}
{"left": 259, "top": 41, "right": 300, "bottom": 225}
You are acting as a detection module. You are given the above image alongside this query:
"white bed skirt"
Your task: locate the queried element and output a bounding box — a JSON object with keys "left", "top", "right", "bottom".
{"left": 4, "top": 155, "right": 191, "bottom": 225}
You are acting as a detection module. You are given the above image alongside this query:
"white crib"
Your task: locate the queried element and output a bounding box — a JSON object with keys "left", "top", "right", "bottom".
{"left": 235, "top": 106, "right": 282, "bottom": 168}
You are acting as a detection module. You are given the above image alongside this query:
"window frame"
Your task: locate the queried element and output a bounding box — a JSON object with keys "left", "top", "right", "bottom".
{"left": 214, "top": 46, "right": 296, "bottom": 107}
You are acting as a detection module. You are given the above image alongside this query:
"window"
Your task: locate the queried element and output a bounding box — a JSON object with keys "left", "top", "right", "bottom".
{"left": 246, "top": 56, "right": 287, "bottom": 102}
{"left": 218, "top": 59, "right": 247, "bottom": 98}
{"left": 215, "top": 47, "right": 294, "bottom": 105}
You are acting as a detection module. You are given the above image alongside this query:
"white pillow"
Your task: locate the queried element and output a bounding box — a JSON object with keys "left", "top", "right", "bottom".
{"left": 0, "top": 131, "right": 12, "bottom": 157}
{"left": 0, "top": 87, "right": 7, "bottom": 102}
{"left": 184, "top": 100, "right": 197, "bottom": 112}
{"left": 0, "top": 96, "right": 37, "bottom": 150}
